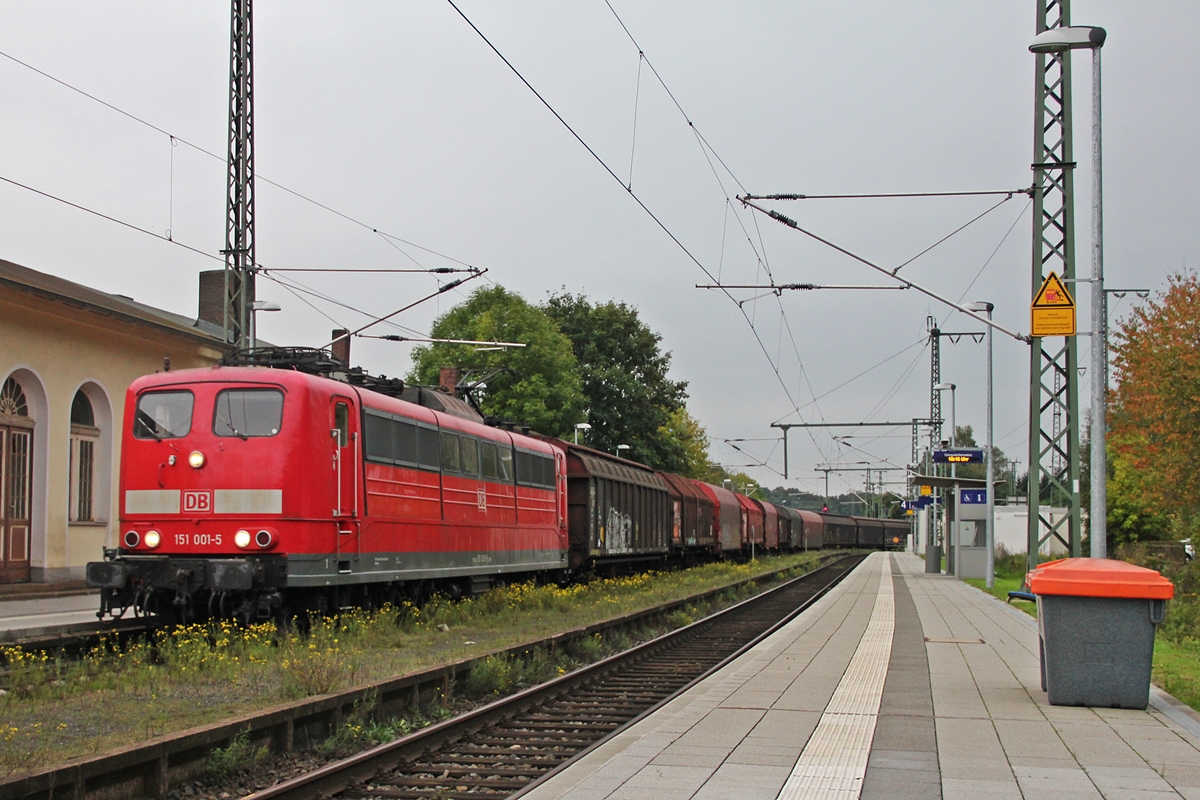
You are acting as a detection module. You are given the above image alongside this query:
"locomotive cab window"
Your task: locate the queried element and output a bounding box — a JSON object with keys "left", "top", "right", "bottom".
{"left": 214, "top": 389, "right": 284, "bottom": 438}
{"left": 133, "top": 391, "right": 193, "bottom": 439}
{"left": 333, "top": 402, "right": 349, "bottom": 446}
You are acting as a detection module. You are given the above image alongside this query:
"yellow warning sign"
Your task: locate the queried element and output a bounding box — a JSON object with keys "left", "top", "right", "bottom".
{"left": 1031, "top": 271, "right": 1076, "bottom": 337}
{"left": 920, "top": 484, "right": 932, "bottom": 496}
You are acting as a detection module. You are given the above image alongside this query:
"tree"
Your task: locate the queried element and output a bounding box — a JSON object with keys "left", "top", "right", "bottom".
{"left": 407, "top": 286, "right": 585, "bottom": 438}
{"left": 656, "top": 407, "right": 712, "bottom": 479}
{"left": 1108, "top": 273, "right": 1200, "bottom": 538}
{"left": 542, "top": 292, "right": 689, "bottom": 468}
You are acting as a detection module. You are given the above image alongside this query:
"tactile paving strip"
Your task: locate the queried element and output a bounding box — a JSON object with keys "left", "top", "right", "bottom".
{"left": 777, "top": 555, "right": 895, "bottom": 800}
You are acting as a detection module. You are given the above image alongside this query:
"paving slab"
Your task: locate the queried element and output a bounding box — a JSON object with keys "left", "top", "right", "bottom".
{"left": 519, "top": 551, "right": 1200, "bottom": 799}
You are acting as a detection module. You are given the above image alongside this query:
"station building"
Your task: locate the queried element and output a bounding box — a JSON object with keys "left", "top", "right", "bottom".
{"left": 0, "top": 258, "right": 227, "bottom": 584}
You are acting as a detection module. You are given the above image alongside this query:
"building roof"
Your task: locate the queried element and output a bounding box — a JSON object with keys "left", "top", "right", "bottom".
{"left": 0, "top": 258, "right": 229, "bottom": 348}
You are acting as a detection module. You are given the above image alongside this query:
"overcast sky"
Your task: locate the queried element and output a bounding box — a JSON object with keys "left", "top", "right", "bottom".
{"left": 2, "top": 1, "right": 1197, "bottom": 498}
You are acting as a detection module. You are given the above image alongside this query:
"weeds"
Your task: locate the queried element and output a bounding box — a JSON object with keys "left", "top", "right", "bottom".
{"left": 203, "top": 728, "right": 268, "bottom": 780}
{"left": 0, "top": 552, "right": 821, "bottom": 775}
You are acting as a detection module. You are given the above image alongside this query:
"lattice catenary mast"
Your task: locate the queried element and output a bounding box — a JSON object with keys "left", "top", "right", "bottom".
{"left": 223, "top": 0, "right": 256, "bottom": 348}
{"left": 1027, "top": 0, "right": 1082, "bottom": 569}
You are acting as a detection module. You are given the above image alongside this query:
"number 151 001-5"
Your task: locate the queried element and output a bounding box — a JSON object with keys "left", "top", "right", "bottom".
{"left": 173, "top": 533, "right": 223, "bottom": 546}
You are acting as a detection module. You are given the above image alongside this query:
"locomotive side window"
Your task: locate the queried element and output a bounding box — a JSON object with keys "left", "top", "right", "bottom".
{"left": 417, "top": 425, "right": 441, "bottom": 470}
{"left": 441, "top": 431, "right": 461, "bottom": 473}
{"left": 480, "top": 441, "right": 499, "bottom": 480}
{"left": 395, "top": 419, "right": 418, "bottom": 465}
{"left": 460, "top": 437, "right": 479, "bottom": 477}
{"left": 363, "top": 410, "right": 431, "bottom": 470}
{"left": 514, "top": 450, "right": 555, "bottom": 489}
{"left": 364, "top": 411, "right": 393, "bottom": 462}
{"left": 133, "top": 391, "right": 193, "bottom": 439}
{"left": 213, "top": 389, "right": 283, "bottom": 438}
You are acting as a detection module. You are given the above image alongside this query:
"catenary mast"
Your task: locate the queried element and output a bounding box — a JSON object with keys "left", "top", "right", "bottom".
{"left": 1027, "top": 0, "right": 1082, "bottom": 569}
{"left": 223, "top": 0, "right": 256, "bottom": 348}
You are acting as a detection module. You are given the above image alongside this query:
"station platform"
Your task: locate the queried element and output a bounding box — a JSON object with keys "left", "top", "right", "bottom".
{"left": 521, "top": 551, "right": 1200, "bottom": 800}
{"left": 0, "top": 592, "right": 105, "bottom": 642}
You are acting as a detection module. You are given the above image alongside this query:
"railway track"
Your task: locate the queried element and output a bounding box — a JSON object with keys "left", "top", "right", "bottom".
{"left": 246, "top": 553, "right": 867, "bottom": 800}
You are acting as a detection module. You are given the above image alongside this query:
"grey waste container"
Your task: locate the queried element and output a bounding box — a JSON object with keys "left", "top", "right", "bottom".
{"left": 1028, "top": 558, "right": 1174, "bottom": 709}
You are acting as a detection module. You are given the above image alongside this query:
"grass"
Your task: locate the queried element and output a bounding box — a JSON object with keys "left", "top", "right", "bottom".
{"left": 962, "top": 549, "right": 1038, "bottom": 618}
{"left": 0, "top": 552, "right": 823, "bottom": 777}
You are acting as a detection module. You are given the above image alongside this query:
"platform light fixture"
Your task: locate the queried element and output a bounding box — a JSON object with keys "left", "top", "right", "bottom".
{"left": 574, "top": 422, "right": 592, "bottom": 444}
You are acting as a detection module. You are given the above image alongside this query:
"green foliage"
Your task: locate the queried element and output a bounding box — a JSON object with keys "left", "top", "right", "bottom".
{"left": 408, "top": 286, "right": 585, "bottom": 437}
{"left": 204, "top": 728, "right": 268, "bottom": 780}
{"left": 318, "top": 690, "right": 416, "bottom": 758}
{"left": 543, "top": 292, "right": 694, "bottom": 469}
{"left": 657, "top": 407, "right": 712, "bottom": 479}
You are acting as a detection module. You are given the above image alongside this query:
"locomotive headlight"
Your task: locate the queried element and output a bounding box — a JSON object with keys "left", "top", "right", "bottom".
{"left": 188, "top": 450, "right": 206, "bottom": 469}
{"left": 123, "top": 530, "right": 140, "bottom": 548}
{"left": 234, "top": 529, "right": 252, "bottom": 548}
{"left": 144, "top": 530, "right": 162, "bottom": 549}
{"left": 255, "top": 529, "right": 274, "bottom": 549}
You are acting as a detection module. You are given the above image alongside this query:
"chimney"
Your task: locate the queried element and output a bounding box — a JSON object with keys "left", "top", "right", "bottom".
{"left": 439, "top": 367, "right": 460, "bottom": 396}
{"left": 331, "top": 329, "right": 351, "bottom": 365}
{"left": 198, "top": 270, "right": 225, "bottom": 328}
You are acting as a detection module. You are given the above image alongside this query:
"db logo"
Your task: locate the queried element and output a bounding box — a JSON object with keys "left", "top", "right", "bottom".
{"left": 183, "top": 491, "right": 212, "bottom": 513}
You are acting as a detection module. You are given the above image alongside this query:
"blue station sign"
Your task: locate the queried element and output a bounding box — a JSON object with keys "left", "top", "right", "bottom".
{"left": 959, "top": 489, "right": 988, "bottom": 505}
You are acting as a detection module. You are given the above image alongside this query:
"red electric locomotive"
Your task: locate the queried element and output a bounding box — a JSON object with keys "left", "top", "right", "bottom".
{"left": 87, "top": 361, "right": 568, "bottom": 621}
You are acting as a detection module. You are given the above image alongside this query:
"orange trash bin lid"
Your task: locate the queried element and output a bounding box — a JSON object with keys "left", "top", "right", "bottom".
{"left": 1026, "top": 557, "right": 1174, "bottom": 600}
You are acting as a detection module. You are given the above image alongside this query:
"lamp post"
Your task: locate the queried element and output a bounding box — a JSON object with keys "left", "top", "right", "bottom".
{"left": 1030, "top": 25, "right": 1107, "bottom": 558}
{"left": 574, "top": 422, "right": 591, "bottom": 445}
{"left": 968, "top": 302, "right": 995, "bottom": 588}
{"left": 933, "top": 383, "right": 956, "bottom": 575}
{"left": 248, "top": 300, "right": 280, "bottom": 349}
{"left": 615, "top": 444, "right": 631, "bottom": 457}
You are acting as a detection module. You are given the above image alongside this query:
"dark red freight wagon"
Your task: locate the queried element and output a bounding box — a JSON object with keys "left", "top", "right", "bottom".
{"left": 694, "top": 481, "right": 742, "bottom": 554}
{"left": 758, "top": 500, "right": 780, "bottom": 551}
{"left": 822, "top": 513, "right": 857, "bottom": 548}
{"left": 854, "top": 517, "right": 886, "bottom": 549}
{"left": 736, "top": 493, "right": 765, "bottom": 551}
{"left": 657, "top": 471, "right": 715, "bottom": 553}
{"left": 796, "top": 509, "right": 824, "bottom": 550}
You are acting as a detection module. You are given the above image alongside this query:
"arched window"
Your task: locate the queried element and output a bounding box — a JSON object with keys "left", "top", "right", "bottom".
{"left": 0, "top": 377, "right": 28, "bottom": 418}
{"left": 71, "top": 391, "right": 95, "bottom": 427}
{"left": 70, "top": 390, "right": 99, "bottom": 522}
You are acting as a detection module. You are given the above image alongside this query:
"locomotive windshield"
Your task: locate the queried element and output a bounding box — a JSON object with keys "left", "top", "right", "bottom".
{"left": 133, "top": 391, "right": 194, "bottom": 439}
{"left": 213, "top": 389, "right": 283, "bottom": 438}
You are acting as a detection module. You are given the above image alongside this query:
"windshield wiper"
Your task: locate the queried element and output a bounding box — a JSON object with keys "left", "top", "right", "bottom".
{"left": 134, "top": 409, "right": 166, "bottom": 440}
{"left": 217, "top": 412, "right": 248, "bottom": 440}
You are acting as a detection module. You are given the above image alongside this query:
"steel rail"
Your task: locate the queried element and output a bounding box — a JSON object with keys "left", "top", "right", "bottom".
{"left": 243, "top": 554, "right": 866, "bottom": 800}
